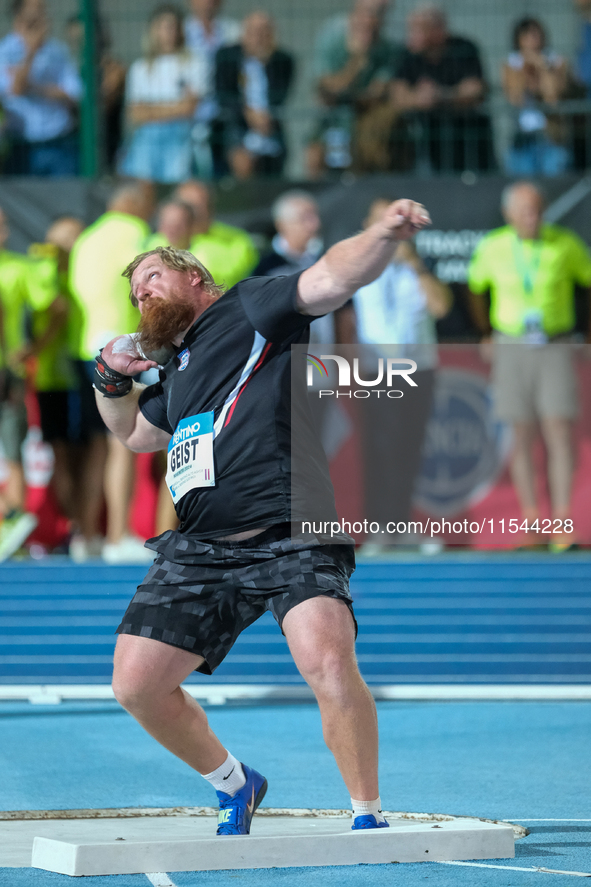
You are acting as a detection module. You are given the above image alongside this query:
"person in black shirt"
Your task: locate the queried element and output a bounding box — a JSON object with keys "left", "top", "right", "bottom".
{"left": 253, "top": 189, "right": 339, "bottom": 344}
{"left": 391, "top": 4, "right": 495, "bottom": 171}
{"left": 255, "top": 190, "right": 323, "bottom": 279}
{"left": 212, "top": 11, "right": 294, "bottom": 179}
{"left": 93, "top": 198, "right": 430, "bottom": 838}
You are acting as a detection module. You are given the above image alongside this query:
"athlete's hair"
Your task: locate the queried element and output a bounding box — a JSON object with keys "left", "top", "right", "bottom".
{"left": 123, "top": 246, "right": 225, "bottom": 307}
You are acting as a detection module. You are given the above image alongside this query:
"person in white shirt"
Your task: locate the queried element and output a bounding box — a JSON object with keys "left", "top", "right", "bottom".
{"left": 184, "top": 0, "right": 240, "bottom": 175}
{"left": 254, "top": 191, "right": 330, "bottom": 340}
{"left": 184, "top": 0, "right": 240, "bottom": 72}
{"left": 119, "top": 4, "right": 208, "bottom": 183}
{"left": 350, "top": 197, "right": 451, "bottom": 548}
{"left": 0, "top": 0, "right": 82, "bottom": 175}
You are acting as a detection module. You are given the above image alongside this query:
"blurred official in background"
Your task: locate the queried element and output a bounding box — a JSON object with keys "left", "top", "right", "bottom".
{"left": 255, "top": 190, "right": 340, "bottom": 344}
{"left": 348, "top": 197, "right": 451, "bottom": 553}
{"left": 0, "top": 207, "right": 41, "bottom": 559}
{"left": 69, "top": 181, "right": 155, "bottom": 563}
{"left": 151, "top": 199, "right": 195, "bottom": 252}
{"left": 25, "top": 217, "right": 83, "bottom": 538}
{"left": 468, "top": 181, "right": 591, "bottom": 549}
{"left": 174, "top": 179, "right": 258, "bottom": 288}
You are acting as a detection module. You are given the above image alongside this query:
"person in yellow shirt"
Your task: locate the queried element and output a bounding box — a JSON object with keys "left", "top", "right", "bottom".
{"left": 0, "top": 206, "right": 48, "bottom": 559}
{"left": 147, "top": 199, "right": 194, "bottom": 252}
{"left": 70, "top": 183, "right": 153, "bottom": 361}
{"left": 468, "top": 181, "right": 591, "bottom": 549}
{"left": 173, "top": 179, "right": 258, "bottom": 288}
{"left": 21, "top": 221, "right": 79, "bottom": 518}
{"left": 69, "top": 181, "right": 155, "bottom": 563}
{"left": 21, "top": 218, "right": 97, "bottom": 553}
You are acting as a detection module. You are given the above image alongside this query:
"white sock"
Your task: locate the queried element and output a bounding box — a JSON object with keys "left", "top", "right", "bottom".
{"left": 351, "top": 797, "right": 386, "bottom": 823}
{"left": 202, "top": 752, "right": 246, "bottom": 796}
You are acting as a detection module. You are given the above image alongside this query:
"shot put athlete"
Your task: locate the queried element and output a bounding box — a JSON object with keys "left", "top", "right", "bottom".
{"left": 94, "top": 199, "right": 430, "bottom": 836}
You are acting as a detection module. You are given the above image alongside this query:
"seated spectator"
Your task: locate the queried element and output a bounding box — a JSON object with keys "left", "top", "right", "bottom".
{"left": 119, "top": 4, "right": 208, "bottom": 183}
{"left": 391, "top": 4, "right": 495, "bottom": 172}
{"left": 213, "top": 12, "right": 294, "bottom": 179}
{"left": 0, "top": 0, "right": 82, "bottom": 176}
{"left": 174, "top": 179, "right": 258, "bottom": 287}
{"left": 502, "top": 18, "right": 571, "bottom": 176}
{"left": 184, "top": 0, "right": 241, "bottom": 178}
{"left": 185, "top": 0, "right": 240, "bottom": 68}
{"left": 185, "top": 0, "right": 241, "bottom": 179}
{"left": 65, "top": 13, "right": 126, "bottom": 172}
{"left": 575, "top": 0, "right": 591, "bottom": 96}
{"left": 314, "top": 0, "right": 391, "bottom": 61}
{"left": 307, "top": 0, "right": 401, "bottom": 177}
{"left": 571, "top": 0, "right": 591, "bottom": 169}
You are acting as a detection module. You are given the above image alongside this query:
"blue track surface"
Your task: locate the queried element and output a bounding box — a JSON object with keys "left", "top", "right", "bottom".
{"left": 2, "top": 554, "right": 591, "bottom": 685}
{"left": 1, "top": 700, "right": 590, "bottom": 885}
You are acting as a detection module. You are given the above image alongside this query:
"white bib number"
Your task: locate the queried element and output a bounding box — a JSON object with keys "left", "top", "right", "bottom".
{"left": 166, "top": 412, "right": 215, "bottom": 503}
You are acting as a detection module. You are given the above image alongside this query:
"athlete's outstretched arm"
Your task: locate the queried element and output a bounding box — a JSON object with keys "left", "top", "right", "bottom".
{"left": 94, "top": 336, "right": 172, "bottom": 453}
{"left": 297, "top": 198, "right": 430, "bottom": 316}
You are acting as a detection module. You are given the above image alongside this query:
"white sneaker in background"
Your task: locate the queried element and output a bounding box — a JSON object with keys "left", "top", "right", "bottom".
{"left": 357, "top": 530, "right": 445, "bottom": 558}
{"left": 69, "top": 535, "right": 104, "bottom": 563}
{"left": 399, "top": 531, "right": 445, "bottom": 555}
{"left": 102, "top": 536, "right": 154, "bottom": 564}
{"left": 357, "top": 542, "right": 395, "bottom": 558}
{"left": 357, "top": 532, "right": 395, "bottom": 559}
{"left": 419, "top": 539, "right": 445, "bottom": 555}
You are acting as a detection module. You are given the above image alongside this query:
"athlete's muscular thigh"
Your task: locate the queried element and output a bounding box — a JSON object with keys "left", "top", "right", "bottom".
{"left": 282, "top": 596, "right": 357, "bottom": 680}
{"left": 112, "top": 633, "right": 206, "bottom": 702}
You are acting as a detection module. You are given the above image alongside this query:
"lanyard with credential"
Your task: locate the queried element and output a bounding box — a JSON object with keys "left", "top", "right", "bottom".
{"left": 512, "top": 235, "right": 543, "bottom": 300}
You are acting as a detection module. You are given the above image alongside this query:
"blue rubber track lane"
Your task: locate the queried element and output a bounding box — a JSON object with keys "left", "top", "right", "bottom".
{"left": 2, "top": 700, "right": 590, "bottom": 885}
{"left": 2, "top": 555, "right": 591, "bottom": 685}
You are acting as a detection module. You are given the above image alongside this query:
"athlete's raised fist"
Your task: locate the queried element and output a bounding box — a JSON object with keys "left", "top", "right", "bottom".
{"left": 378, "top": 199, "right": 431, "bottom": 241}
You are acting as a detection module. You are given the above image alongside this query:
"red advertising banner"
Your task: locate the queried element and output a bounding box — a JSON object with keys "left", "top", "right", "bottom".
{"left": 327, "top": 345, "right": 591, "bottom": 548}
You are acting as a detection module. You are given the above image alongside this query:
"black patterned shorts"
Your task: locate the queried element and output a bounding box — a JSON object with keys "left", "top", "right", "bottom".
{"left": 116, "top": 524, "right": 356, "bottom": 674}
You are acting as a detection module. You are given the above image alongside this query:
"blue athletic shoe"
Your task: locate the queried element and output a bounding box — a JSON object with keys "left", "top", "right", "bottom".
{"left": 352, "top": 814, "right": 390, "bottom": 830}
{"left": 216, "top": 763, "right": 268, "bottom": 835}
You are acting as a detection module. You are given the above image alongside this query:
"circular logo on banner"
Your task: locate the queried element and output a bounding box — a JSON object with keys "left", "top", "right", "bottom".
{"left": 414, "top": 369, "right": 511, "bottom": 517}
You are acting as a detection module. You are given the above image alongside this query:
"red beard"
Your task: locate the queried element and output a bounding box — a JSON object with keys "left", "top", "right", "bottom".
{"left": 136, "top": 295, "right": 196, "bottom": 356}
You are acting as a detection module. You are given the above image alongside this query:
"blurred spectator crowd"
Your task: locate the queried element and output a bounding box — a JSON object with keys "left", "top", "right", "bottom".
{"left": 0, "top": 177, "right": 261, "bottom": 561}
{"left": 1, "top": 0, "right": 590, "bottom": 561}
{"left": 2, "top": 0, "right": 591, "bottom": 179}
{"left": 1, "top": 176, "right": 589, "bottom": 559}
